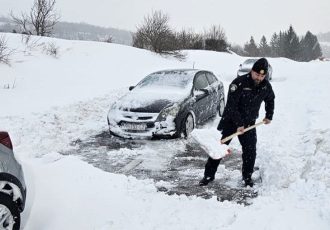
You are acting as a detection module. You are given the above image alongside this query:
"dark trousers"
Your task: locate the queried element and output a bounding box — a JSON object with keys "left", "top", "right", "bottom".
{"left": 204, "top": 122, "right": 257, "bottom": 180}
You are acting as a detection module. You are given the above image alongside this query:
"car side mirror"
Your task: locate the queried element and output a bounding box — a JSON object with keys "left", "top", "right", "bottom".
{"left": 239, "top": 64, "right": 242, "bottom": 67}
{"left": 129, "top": 86, "right": 135, "bottom": 91}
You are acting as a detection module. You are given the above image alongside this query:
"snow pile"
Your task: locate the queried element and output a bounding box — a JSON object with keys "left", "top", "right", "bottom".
{"left": 1, "top": 32, "right": 330, "bottom": 229}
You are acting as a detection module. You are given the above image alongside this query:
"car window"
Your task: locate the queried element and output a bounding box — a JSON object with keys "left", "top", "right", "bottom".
{"left": 136, "top": 71, "right": 194, "bottom": 89}
{"left": 206, "top": 72, "right": 217, "bottom": 85}
{"left": 194, "top": 73, "right": 209, "bottom": 90}
{"left": 244, "top": 59, "right": 257, "bottom": 65}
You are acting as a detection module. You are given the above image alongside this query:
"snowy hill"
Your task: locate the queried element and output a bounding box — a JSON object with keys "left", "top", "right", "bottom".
{"left": 1, "top": 33, "right": 330, "bottom": 229}
{"left": 0, "top": 17, "right": 132, "bottom": 45}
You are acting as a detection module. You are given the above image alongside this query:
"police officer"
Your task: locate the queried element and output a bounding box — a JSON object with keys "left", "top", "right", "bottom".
{"left": 199, "top": 58, "right": 275, "bottom": 187}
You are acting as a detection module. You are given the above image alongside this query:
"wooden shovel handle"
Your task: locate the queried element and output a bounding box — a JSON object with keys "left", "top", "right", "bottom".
{"left": 220, "top": 121, "right": 265, "bottom": 144}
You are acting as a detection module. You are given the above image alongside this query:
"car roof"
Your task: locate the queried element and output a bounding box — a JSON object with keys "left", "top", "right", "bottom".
{"left": 150, "top": 69, "right": 208, "bottom": 77}
{"left": 242, "top": 58, "right": 272, "bottom": 67}
{"left": 243, "top": 58, "right": 258, "bottom": 64}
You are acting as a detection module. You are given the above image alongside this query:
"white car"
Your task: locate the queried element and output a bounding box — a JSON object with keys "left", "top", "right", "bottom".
{"left": 0, "top": 131, "right": 26, "bottom": 230}
{"left": 237, "top": 58, "right": 273, "bottom": 80}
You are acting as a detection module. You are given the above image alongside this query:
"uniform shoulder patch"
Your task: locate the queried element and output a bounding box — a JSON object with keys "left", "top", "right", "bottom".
{"left": 230, "top": 84, "right": 238, "bottom": 92}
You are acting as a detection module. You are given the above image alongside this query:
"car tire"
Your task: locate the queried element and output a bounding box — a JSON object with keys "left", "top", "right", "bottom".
{"left": 0, "top": 193, "right": 20, "bottom": 230}
{"left": 108, "top": 127, "right": 115, "bottom": 136}
{"left": 182, "top": 113, "right": 194, "bottom": 138}
{"left": 219, "top": 96, "right": 225, "bottom": 117}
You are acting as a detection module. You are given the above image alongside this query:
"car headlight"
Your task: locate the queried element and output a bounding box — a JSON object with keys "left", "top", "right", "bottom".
{"left": 110, "top": 102, "right": 118, "bottom": 110}
{"left": 156, "top": 103, "right": 180, "bottom": 121}
{"left": 107, "top": 103, "right": 121, "bottom": 123}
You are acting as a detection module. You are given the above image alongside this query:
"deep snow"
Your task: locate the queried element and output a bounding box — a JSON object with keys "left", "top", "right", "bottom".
{"left": 1, "top": 33, "right": 330, "bottom": 229}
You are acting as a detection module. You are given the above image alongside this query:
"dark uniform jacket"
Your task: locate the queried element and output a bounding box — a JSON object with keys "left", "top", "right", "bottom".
{"left": 217, "top": 73, "right": 275, "bottom": 130}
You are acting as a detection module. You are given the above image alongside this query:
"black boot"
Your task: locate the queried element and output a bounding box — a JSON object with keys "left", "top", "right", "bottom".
{"left": 199, "top": 176, "right": 214, "bottom": 186}
{"left": 243, "top": 178, "right": 254, "bottom": 187}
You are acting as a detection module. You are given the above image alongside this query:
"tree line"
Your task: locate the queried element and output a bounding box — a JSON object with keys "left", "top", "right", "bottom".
{"left": 233, "top": 25, "right": 322, "bottom": 62}
{"left": 7, "top": 3, "right": 323, "bottom": 62}
{"left": 133, "top": 11, "right": 322, "bottom": 62}
{"left": 132, "top": 11, "right": 230, "bottom": 57}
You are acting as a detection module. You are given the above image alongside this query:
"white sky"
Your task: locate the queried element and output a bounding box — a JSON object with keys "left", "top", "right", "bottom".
{"left": 1, "top": 0, "right": 330, "bottom": 44}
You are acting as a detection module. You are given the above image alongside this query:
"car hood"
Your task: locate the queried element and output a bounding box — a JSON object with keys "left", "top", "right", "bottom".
{"left": 114, "top": 88, "right": 189, "bottom": 113}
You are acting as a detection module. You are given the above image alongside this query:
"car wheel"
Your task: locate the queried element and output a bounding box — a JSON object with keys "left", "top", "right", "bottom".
{"left": 0, "top": 193, "right": 20, "bottom": 230}
{"left": 108, "top": 127, "right": 114, "bottom": 136}
{"left": 182, "top": 113, "right": 194, "bottom": 137}
{"left": 219, "top": 96, "right": 225, "bottom": 117}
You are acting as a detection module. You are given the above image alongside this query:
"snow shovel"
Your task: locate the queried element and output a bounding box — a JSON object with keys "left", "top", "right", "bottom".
{"left": 209, "top": 121, "right": 265, "bottom": 160}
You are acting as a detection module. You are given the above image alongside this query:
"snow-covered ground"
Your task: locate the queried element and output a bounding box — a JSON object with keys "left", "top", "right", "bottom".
{"left": 1, "top": 32, "right": 330, "bottom": 229}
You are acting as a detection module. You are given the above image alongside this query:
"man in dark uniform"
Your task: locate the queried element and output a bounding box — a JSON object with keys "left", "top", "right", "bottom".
{"left": 199, "top": 58, "right": 275, "bottom": 187}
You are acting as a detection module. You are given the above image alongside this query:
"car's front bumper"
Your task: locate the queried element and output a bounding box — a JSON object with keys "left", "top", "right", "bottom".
{"left": 107, "top": 110, "right": 177, "bottom": 139}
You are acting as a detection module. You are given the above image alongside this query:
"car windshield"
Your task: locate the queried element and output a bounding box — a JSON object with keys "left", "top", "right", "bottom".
{"left": 244, "top": 59, "right": 257, "bottom": 65}
{"left": 240, "top": 59, "right": 257, "bottom": 70}
{"left": 136, "top": 71, "right": 194, "bottom": 89}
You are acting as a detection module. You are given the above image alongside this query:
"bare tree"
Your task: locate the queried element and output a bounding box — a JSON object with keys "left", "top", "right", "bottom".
{"left": 10, "top": 0, "right": 60, "bottom": 36}
{"left": 21, "top": 34, "right": 43, "bottom": 54}
{"left": 44, "top": 42, "right": 59, "bottom": 57}
{"left": 103, "top": 35, "right": 113, "bottom": 43}
{"left": 0, "top": 35, "right": 13, "bottom": 65}
{"left": 204, "top": 25, "right": 229, "bottom": 52}
{"left": 10, "top": 11, "right": 32, "bottom": 34}
{"left": 31, "top": 0, "right": 60, "bottom": 36}
{"left": 176, "top": 29, "right": 204, "bottom": 50}
{"left": 133, "top": 11, "right": 179, "bottom": 55}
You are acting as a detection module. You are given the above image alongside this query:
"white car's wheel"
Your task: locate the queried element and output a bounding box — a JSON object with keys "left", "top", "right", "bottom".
{"left": 0, "top": 193, "right": 20, "bottom": 230}
{"left": 183, "top": 114, "right": 194, "bottom": 137}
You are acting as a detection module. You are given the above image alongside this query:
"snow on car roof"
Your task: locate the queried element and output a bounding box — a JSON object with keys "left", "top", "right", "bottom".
{"left": 243, "top": 59, "right": 257, "bottom": 64}
{"left": 135, "top": 69, "right": 206, "bottom": 90}
{"left": 150, "top": 69, "right": 204, "bottom": 77}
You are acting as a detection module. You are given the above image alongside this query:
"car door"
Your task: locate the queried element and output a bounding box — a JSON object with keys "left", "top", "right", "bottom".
{"left": 192, "top": 72, "right": 212, "bottom": 123}
{"left": 205, "top": 72, "right": 220, "bottom": 115}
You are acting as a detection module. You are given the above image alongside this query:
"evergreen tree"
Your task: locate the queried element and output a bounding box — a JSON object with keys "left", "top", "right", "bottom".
{"left": 270, "top": 32, "right": 280, "bottom": 57}
{"left": 278, "top": 31, "right": 287, "bottom": 57}
{"left": 259, "top": 35, "right": 271, "bottom": 57}
{"left": 244, "top": 36, "right": 259, "bottom": 57}
{"left": 283, "top": 25, "right": 300, "bottom": 60}
{"left": 300, "top": 31, "right": 322, "bottom": 61}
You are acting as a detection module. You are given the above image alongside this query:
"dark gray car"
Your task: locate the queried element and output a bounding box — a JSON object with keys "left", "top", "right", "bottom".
{"left": 0, "top": 131, "right": 26, "bottom": 230}
{"left": 107, "top": 69, "right": 225, "bottom": 139}
{"left": 237, "top": 58, "right": 273, "bottom": 80}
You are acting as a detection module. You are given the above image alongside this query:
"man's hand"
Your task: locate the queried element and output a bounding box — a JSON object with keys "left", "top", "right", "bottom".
{"left": 237, "top": 126, "right": 244, "bottom": 134}
{"left": 263, "top": 118, "right": 271, "bottom": 124}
